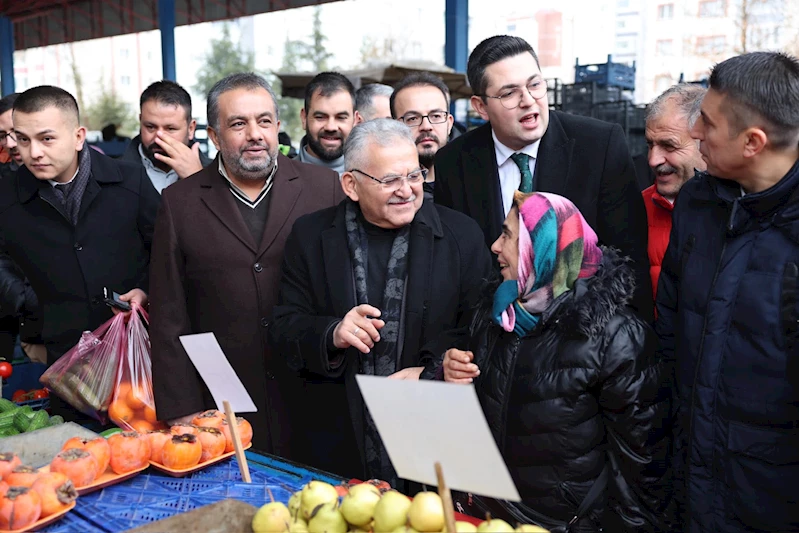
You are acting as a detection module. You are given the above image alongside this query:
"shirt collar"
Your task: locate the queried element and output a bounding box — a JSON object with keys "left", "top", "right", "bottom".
{"left": 48, "top": 167, "right": 79, "bottom": 187}
{"left": 492, "top": 129, "right": 541, "bottom": 167}
{"left": 217, "top": 156, "right": 277, "bottom": 198}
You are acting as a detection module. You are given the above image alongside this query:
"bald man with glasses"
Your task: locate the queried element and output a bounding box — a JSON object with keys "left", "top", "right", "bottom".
{"left": 435, "top": 35, "right": 653, "bottom": 320}
{"left": 269, "top": 118, "right": 490, "bottom": 485}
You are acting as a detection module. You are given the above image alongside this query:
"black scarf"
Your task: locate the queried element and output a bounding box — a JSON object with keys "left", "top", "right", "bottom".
{"left": 345, "top": 200, "right": 410, "bottom": 485}
{"left": 45, "top": 147, "right": 92, "bottom": 226}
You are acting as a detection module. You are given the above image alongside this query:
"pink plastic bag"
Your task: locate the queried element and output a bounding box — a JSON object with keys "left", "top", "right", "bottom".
{"left": 40, "top": 312, "right": 127, "bottom": 422}
{"left": 108, "top": 304, "right": 166, "bottom": 432}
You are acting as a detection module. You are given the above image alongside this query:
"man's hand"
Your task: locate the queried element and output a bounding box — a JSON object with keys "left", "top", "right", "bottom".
{"left": 388, "top": 367, "right": 424, "bottom": 380}
{"left": 113, "top": 288, "right": 148, "bottom": 315}
{"left": 153, "top": 132, "right": 203, "bottom": 179}
{"left": 443, "top": 348, "right": 480, "bottom": 384}
{"left": 333, "top": 304, "right": 384, "bottom": 354}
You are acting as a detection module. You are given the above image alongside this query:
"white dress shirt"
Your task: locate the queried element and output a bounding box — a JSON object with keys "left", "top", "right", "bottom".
{"left": 492, "top": 129, "right": 541, "bottom": 216}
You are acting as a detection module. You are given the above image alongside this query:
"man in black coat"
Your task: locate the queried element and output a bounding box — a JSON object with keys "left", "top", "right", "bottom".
{"left": 120, "top": 80, "right": 212, "bottom": 194}
{"left": 0, "top": 86, "right": 159, "bottom": 417}
{"left": 435, "top": 36, "right": 652, "bottom": 320}
{"left": 270, "top": 119, "right": 491, "bottom": 482}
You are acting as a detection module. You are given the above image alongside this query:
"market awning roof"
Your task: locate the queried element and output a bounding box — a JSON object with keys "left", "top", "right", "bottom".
{"left": 0, "top": 0, "right": 341, "bottom": 51}
{"left": 276, "top": 62, "right": 472, "bottom": 100}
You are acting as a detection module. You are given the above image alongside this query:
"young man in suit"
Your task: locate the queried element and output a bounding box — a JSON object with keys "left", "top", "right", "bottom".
{"left": 435, "top": 35, "right": 652, "bottom": 319}
{"left": 148, "top": 73, "right": 344, "bottom": 457}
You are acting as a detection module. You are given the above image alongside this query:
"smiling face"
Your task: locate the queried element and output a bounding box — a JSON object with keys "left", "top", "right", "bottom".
{"left": 341, "top": 140, "right": 423, "bottom": 229}
{"left": 207, "top": 87, "right": 280, "bottom": 182}
{"left": 491, "top": 207, "right": 520, "bottom": 281}
{"left": 13, "top": 106, "right": 85, "bottom": 182}
{"left": 393, "top": 85, "right": 454, "bottom": 170}
{"left": 646, "top": 98, "right": 706, "bottom": 201}
{"left": 139, "top": 100, "right": 196, "bottom": 171}
{"left": 471, "top": 53, "right": 550, "bottom": 151}
{"left": 301, "top": 89, "right": 355, "bottom": 161}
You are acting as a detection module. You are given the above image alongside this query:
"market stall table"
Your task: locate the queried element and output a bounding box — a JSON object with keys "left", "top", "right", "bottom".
{"left": 40, "top": 451, "right": 343, "bottom": 532}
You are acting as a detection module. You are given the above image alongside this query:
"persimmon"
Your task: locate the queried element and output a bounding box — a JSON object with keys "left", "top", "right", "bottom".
{"left": 107, "top": 431, "right": 150, "bottom": 474}
{"left": 0, "top": 453, "right": 21, "bottom": 480}
{"left": 192, "top": 410, "right": 224, "bottom": 429}
{"left": 142, "top": 404, "right": 158, "bottom": 424}
{"left": 6, "top": 465, "right": 41, "bottom": 488}
{"left": 195, "top": 427, "right": 226, "bottom": 462}
{"left": 126, "top": 383, "right": 147, "bottom": 410}
{"left": 170, "top": 423, "right": 199, "bottom": 436}
{"left": 61, "top": 437, "right": 85, "bottom": 452}
{"left": 146, "top": 430, "right": 172, "bottom": 463}
{"left": 161, "top": 434, "right": 202, "bottom": 470}
{"left": 219, "top": 416, "right": 253, "bottom": 453}
{"left": 50, "top": 449, "right": 98, "bottom": 488}
{"left": 130, "top": 419, "right": 155, "bottom": 434}
{"left": 0, "top": 486, "right": 42, "bottom": 530}
{"left": 31, "top": 472, "right": 77, "bottom": 517}
{"left": 108, "top": 399, "right": 134, "bottom": 425}
{"left": 84, "top": 437, "right": 111, "bottom": 476}
{"left": 0, "top": 481, "right": 8, "bottom": 498}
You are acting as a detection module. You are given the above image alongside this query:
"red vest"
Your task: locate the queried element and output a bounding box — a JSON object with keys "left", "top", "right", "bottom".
{"left": 642, "top": 185, "right": 674, "bottom": 300}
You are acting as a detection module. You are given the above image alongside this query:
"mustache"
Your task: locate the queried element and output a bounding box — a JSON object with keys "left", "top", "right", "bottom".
{"left": 415, "top": 133, "right": 439, "bottom": 145}
{"left": 655, "top": 163, "right": 678, "bottom": 175}
{"left": 241, "top": 142, "right": 269, "bottom": 152}
{"left": 388, "top": 193, "right": 417, "bottom": 204}
{"left": 317, "top": 131, "right": 343, "bottom": 140}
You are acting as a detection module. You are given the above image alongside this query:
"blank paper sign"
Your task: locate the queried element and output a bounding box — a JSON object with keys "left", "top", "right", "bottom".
{"left": 356, "top": 375, "right": 520, "bottom": 501}
{"left": 179, "top": 332, "right": 257, "bottom": 413}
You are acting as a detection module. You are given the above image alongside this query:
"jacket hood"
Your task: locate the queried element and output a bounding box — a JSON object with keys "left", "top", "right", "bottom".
{"left": 475, "top": 247, "right": 635, "bottom": 339}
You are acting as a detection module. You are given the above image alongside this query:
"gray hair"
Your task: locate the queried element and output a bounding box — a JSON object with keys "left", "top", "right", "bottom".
{"left": 355, "top": 84, "right": 394, "bottom": 120}
{"left": 207, "top": 72, "right": 279, "bottom": 130}
{"left": 646, "top": 83, "right": 707, "bottom": 129}
{"left": 344, "top": 118, "right": 415, "bottom": 171}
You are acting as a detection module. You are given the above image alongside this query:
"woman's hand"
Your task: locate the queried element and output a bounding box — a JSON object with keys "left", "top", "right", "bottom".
{"left": 443, "top": 349, "right": 480, "bottom": 384}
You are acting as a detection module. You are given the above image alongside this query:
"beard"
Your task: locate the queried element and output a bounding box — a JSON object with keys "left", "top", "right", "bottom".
{"left": 415, "top": 133, "right": 440, "bottom": 171}
{"left": 306, "top": 130, "right": 344, "bottom": 161}
{"left": 142, "top": 136, "right": 189, "bottom": 171}
{"left": 220, "top": 141, "right": 278, "bottom": 181}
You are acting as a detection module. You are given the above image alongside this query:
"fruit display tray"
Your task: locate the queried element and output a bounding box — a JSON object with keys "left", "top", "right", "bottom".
{"left": 40, "top": 453, "right": 343, "bottom": 532}
{"left": 149, "top": 443, "right": 252, "bottom": 477}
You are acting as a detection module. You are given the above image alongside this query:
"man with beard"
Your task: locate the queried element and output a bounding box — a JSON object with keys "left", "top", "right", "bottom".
{"left": 297, "top": 72, "right": 356, "bottom": 174}
{"left": 149, "top": 73, "right": 344, "bottom": 456}
{"left": 0, "top": 93, "right": 22, "bottom": 180}
{"left": 643, "top": 84, "right": 706, "bottom": 298}
{"left": 121, "top": 80, "right": 211, "bottom": 193}
{"left": 390, "top": 73, "right": 454, "bottom": 201}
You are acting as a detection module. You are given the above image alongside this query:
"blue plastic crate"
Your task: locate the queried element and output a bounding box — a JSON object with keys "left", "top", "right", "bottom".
{"left": 40, "top": 508, "right": 106, "bottom": 533}
{"left": 69, "top": 456, "right": 344, "bottom": 532}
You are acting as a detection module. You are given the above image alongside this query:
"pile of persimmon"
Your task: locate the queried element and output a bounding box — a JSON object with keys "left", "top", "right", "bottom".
{"left": 108, "top": 382, "right": 166, "bottom": 433}
{"left": 190, "top": 410, "right": 253, "bottom": 452}
{"left": 0, "top": 452, "right": 79, "bottom": 529}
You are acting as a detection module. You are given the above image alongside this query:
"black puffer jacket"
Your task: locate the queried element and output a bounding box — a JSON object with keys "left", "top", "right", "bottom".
{"left": 468, "top": 249, "right": 674, "bottom": 532}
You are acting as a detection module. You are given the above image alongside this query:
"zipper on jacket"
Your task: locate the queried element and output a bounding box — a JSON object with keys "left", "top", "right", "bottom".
{"left": 499, "top": 335, "right": 522, "bottom": 452}
{"left": 686, "top": 199, "right": 736, "bottom": 521}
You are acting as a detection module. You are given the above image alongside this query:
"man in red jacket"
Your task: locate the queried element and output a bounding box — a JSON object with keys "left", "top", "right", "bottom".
{"left": 644, "top": 84, "right": 706, "bottom": 298}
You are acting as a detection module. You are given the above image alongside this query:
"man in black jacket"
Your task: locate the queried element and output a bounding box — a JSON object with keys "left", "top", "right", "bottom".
{"left": 270, "top": 118, "right": 491, "bottom": 482}
{"left": 435, "top": 36, "right": 652, "bottom": 320}
{"left": 120, "top": 80, "right": 211, "bottom": 194}
{"left": 0, "top": 86, "right": 159, "bottom": 418}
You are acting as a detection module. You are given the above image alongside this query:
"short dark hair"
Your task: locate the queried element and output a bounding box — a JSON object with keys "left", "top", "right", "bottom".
{"left": 0, "top": 93, "right": 18, "bottom": 116}
{"left": 467, "top": 35, "right": 539, "bottom": 99}
{"left": 389, "top": 73, "right": 451, "bottom": 118}
{"left": 140, "top": 80, "right": 192, "bottom": 122}
{"left": 206, "top": 72, "right": 279, "bottom": 130}
{"left": 709, "top": 51, "right": 799, "bottom": 149}
{"left": 355, "top": 83, "right": 393, "bottom": 118}
{"left": 13, "top": 85, "right": 80, "bottom": 124}
{"left": 304, "top": 72, "right": 356, "bottom": 113}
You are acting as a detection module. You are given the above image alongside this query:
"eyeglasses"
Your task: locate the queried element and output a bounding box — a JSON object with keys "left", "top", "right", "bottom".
{"left": 0, "top": 130, "right": 15, "bottom": 144}
{"left": 482, "top": 79, "right": 548, "bottom": 110}
{"left": 351, "top": 168, "right": 428, "bottom": 191}
{"left": 399, "top": 112, "right": 449, "bottom": 127}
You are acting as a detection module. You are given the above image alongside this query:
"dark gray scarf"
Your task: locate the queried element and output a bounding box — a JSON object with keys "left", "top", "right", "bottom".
{"left": 344, "top": 199, "right": 410, "bottom": 485}
{"left": 44, "top": 147, "right": 92, "bottom": 225}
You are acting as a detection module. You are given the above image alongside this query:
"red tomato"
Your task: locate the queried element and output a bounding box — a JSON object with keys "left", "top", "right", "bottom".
{"left": 0, "top": 362, "right": 11, "bottom": 379}
{"left": 32, "top": 390, "right": 48, "bottom": 400}
{"left": 11, "top": 390, "right": 26, "bottom": 402}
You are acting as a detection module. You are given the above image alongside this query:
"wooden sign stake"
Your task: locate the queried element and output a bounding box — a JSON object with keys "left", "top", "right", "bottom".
{"left": 223, "top": 400, "right": 251, "bottom": 483}
{"left": 435, "top": 461, "right": 457, "bottom": 533}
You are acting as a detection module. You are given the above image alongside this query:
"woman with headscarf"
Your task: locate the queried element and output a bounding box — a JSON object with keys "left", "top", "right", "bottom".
{"left": 441, "top": 192, "right": 674, "bottom": 532}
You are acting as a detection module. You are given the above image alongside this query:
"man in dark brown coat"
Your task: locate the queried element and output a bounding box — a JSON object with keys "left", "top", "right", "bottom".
{"left": 149, "top": 73, "right": 344, "bottom": 456}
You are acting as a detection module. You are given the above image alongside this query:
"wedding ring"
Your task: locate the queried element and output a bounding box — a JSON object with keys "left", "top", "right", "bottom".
{"left": 353, "top": 326, "right": 361, "bottom": 335}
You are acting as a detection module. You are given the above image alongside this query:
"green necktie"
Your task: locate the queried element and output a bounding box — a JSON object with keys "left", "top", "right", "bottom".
{"left": 510, "top": 152, "right": 534, "bottom": 193}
